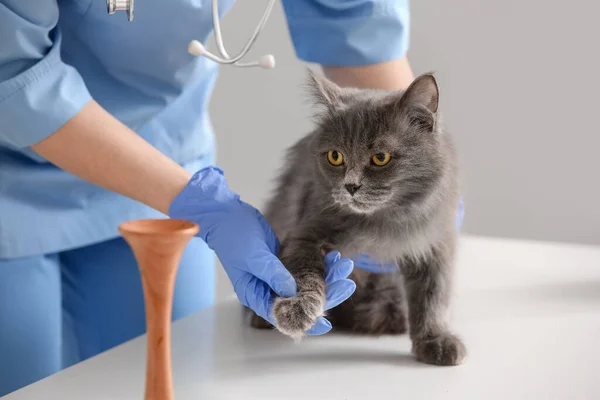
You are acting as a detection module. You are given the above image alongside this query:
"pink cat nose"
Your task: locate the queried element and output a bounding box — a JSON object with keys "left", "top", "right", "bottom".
{"left": 345, "top": 184, "right": 361, "bottom": 195}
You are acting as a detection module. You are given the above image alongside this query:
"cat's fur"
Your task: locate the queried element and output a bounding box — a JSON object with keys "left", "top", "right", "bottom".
{"left": 246, "top": 70, "right": 466, "bottom": 366}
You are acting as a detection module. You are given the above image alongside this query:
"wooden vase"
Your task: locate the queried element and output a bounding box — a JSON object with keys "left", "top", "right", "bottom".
{"left": 119, "top": 219, "right": 199, "bottom": 400}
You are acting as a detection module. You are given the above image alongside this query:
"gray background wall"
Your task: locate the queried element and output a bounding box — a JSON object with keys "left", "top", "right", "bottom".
{"left": 208, "top": 1, "right": 600, "bottom": 301}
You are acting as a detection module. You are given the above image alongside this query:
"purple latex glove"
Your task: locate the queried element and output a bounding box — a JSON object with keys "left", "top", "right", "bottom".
{"left": 169, "top": 167, "right": 355, "bottom": 335}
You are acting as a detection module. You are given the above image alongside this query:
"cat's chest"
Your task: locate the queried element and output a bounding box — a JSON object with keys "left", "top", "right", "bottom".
{"left": 333, "top": 222, "right": 435, "bottom": 263}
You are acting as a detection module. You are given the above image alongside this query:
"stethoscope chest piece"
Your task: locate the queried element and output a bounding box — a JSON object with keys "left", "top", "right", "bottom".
{"left": 107, "top": 0, "right": 134, "bottom": 22}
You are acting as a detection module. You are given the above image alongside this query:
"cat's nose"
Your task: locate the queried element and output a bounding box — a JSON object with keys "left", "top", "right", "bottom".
{"left": 345, "top": 184, "right": 362, "bottom": 196}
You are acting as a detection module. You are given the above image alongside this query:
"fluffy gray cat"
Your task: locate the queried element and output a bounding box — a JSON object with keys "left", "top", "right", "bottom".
{"left": 246, "top": 70, "right": 466, "bottom": 366}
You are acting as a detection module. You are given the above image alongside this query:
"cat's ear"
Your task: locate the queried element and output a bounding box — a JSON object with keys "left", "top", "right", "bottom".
{"left": 396, "top": 73, "right": 440, "bottom": 132}
{"left": 305, "top": 68, "right": 344, "bottom": 111}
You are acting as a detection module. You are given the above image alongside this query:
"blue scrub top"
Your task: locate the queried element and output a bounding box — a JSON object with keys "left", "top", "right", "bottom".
{"left": 0, "top": 0, "right": 410, "bottom": 259}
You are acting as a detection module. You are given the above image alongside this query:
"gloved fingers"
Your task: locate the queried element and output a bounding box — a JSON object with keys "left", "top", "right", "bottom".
{"left": 233, "top": 273, "right": 277, "bottom": 325}
{"left": 354, "top": 262, "right": 399, "bottom": 274}
{"left": 324, "top": 250, "right": 341, "bottom": 266}
{"left": 324, "top": 252, "right": 354, "bottom": 284}
{"left": 352, "top": 254, "right": 399, "bottom": 274}
{"left": 324, "top": 279, "right": 356, "bottom": 311}
{"left": 305, "top": 317, "right": 332, "bottom": 336}
{"left": 246, "top": 251, "right": 297, "bottom": 298}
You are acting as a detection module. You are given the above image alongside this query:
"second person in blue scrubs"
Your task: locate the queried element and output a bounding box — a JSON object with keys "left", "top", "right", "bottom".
{"left": 0, "top": 0, "right": 414, "bottom": 395}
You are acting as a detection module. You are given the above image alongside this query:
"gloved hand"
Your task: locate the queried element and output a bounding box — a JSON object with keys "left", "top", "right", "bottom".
{"left": 353, "top": 197, "right": 465, "bottom": 273}
{"left": 169, "top": 167, "right": 355, "bottom": 335}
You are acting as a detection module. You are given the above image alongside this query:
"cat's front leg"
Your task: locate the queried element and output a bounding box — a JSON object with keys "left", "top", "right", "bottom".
{"left": 403, "top": 245, "right": 467, "bottom": 366}
{"left": 272, "top": 236, "right": 326, "bottom": 340}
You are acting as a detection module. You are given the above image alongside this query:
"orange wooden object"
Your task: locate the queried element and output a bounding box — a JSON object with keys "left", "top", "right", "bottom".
{"left": 119, "top": 219, "right": 199, "bottom": 400}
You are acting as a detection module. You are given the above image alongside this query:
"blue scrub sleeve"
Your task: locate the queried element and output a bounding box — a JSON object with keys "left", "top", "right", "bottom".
{"left": 282, "top": 0, "right": 410, "bottom": 66}
{"left": 0, "top": 1, "right": 92, "bottom": 149}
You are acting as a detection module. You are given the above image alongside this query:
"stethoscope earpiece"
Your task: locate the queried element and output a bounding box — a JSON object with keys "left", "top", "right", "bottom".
{"left": 259, "top": 55, "right": 276, "bottom": 70}
{"left": 188, "top": 40, "right": 206, "bottom": 57}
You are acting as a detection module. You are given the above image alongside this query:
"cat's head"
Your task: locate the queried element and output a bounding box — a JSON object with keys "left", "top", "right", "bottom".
{"left": 306, "top": 70, "right": 451, "bottom": 214}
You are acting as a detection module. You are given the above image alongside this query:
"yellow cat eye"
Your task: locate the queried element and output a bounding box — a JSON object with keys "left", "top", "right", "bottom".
{"left": 327, "top": 150, "right": 344, "bottom": 166}
{"left": 372, "top": 152, "right": 391, "bottom": 166}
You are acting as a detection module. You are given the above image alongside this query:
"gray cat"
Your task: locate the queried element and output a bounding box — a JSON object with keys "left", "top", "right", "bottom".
{"left": 246, "top": 70, "right": 466, "bottom": 366}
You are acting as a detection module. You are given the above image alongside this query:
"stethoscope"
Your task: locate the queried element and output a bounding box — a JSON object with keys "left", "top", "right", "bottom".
{"left": 107, "top": 0, "right": 276, "bottom": 69}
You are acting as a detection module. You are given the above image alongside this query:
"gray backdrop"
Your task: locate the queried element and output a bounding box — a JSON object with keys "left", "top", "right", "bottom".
{"left": 208, "top": 1, "right": 600, "bottom": 300}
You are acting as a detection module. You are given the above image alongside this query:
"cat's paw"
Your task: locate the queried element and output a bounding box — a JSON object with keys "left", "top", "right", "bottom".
{"left": 272, "top": 296, "right": 323, "bottom": 340}
{"left": 412, "top": 332, "right": 467, "bottom": 366}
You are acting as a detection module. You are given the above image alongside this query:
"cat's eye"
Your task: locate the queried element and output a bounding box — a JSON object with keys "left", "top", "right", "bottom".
{"left": 327, "top": 150, "right": 344, "bottom": 166}
{"left": 372, "top": 152, "right": 391, "bottom": 166}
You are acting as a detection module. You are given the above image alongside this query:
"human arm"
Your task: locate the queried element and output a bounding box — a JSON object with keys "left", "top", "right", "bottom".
{"left": 32, "top": 111, "right": 355, "bottom": 334}
{"left": 322, "top": 58, "right": 415, "bottom": 91}
{"left": 31, "top": 100, "right": 192, "bottom": 216}
{"left": 281, "top": 0, "right": 412, "bottom": 87}
{"left": 34, "top": 112, "right": 356, "bottom": 332}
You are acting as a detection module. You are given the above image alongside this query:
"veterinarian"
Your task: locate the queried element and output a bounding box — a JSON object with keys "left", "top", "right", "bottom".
{"left": 0, "top": 0, "right": 415, "bottom": 395}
